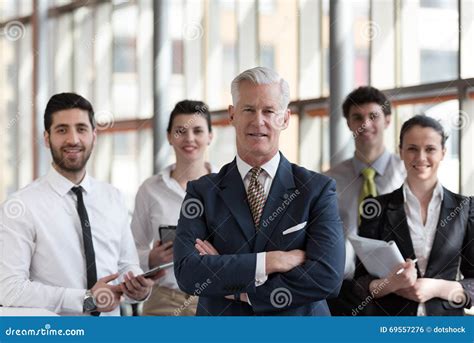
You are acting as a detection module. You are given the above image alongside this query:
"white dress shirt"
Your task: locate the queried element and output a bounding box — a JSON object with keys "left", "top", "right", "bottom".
{"left": 131, "top": 163, "right": 217, "bottom": 290}
{"left": 0, "top": 166, "right": 143, "bottom": 316}
{"left": 403, "top": 180, "right": 443, "bottom": 316}
{"left": 325, "top": 150, "right": 406, "bottom": 279}
{"left": 236, "top": 152, "right": 281, "bottom": 287}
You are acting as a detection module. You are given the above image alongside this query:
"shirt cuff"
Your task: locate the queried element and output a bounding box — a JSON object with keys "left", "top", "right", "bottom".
{"left": 63, "top": 288, "right": 87, "bottom": 314}
{"left": 255, "top": 252, "right": 268, "bottom": 287}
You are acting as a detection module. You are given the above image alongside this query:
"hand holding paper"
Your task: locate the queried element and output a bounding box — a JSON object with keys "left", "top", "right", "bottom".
{"left": 348, "top": 235, "right": 405, "bottom": 278}
{"left": 396, "top": 258, "right": 417, "bottom": 275}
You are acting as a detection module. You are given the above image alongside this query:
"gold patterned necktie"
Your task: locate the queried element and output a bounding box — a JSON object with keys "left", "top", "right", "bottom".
{"left": 358, "top": 167, "right": 377, "bottom": 221}
{"left": 247, "top": 167, "right": 266, "bottom": 229}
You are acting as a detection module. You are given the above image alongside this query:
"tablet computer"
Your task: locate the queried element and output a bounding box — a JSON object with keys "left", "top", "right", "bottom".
{"left": 141, "top": 262, "right": 174, "bottom": 279}
{"left": 159, "top": 225, "right": 177, "bottom": 243}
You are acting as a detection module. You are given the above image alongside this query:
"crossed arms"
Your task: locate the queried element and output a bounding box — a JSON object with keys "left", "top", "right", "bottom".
{"left": 173, "top": 179, "right": 345, "bottom": 313}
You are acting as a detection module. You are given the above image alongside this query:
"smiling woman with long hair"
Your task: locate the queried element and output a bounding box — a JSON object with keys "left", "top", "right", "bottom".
{"left": 354, "top": 115, "right": 473, "bottom": 316}
{"left": 131, "top": 100, "right": 215, "bottom": 316}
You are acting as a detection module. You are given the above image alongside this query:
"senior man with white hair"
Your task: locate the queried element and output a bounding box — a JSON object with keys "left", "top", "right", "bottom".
{"left": 174, "top": 67, "right": 345, "bottom": 316}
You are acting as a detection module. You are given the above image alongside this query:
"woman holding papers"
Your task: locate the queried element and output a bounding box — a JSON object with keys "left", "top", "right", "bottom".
{"left": 354, "top": 115, "right": 473, "bottom": 316}
{"left": 131, "top": 100, "right": 215, "bottom": 315}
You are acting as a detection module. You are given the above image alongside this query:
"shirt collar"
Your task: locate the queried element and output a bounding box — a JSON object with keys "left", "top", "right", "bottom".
{"left": 158, "top": 164, "right": 176, "bottom": 185}
{"left": 158, "top": 162, "right": 218, "bottom": 187}
{"left": 236, "top": 152, "right": 280, "bottom": 181}
{"left": 402, "top": 179, "right": 444, "bottom": 204}
{"left": 46, "top": 165, "right": 92, "bottom": 197}
{"left": 352, "top": 149, "right": 391, "bottom": 176}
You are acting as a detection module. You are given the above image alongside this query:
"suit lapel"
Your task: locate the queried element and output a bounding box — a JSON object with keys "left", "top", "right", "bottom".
{"left": 218, "top": 159, "right": 256, "bottom": 242}
{"left": 254, "top": 155, "right": 296, "bottom": 252}
{"left": 425, "top": 188, "right": 457, "bottom": 277}
{"left": 386, "top": 188, "right": 417, "bottom": 261}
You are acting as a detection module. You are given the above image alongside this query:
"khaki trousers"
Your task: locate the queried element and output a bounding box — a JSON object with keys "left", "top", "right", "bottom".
{"left": 142, "top": 285, "right": 198, "bottom": 316}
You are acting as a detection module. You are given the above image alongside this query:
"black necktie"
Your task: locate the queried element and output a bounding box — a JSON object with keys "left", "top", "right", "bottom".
{"left": 71, "top": 187, "right": 98, "bottom": 290}
{"left": 72, "top": 187, "right": 100, "bottom": 316}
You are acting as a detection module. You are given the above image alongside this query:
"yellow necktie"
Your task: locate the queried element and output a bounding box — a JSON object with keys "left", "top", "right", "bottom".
{"left": 359, "top": 167, "right": 377, "bottom": 222}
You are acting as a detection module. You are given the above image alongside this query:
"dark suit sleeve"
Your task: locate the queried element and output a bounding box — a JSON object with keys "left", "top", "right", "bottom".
{"left": 173, "top": 181, "right": 258, "bottom": 297}
{"left": 459, "top": 196, "right": 474, "bottom": 307}
{"left": 247, "top": 179, "right": 345, "bottom": 313}
{"left": 353, "top": 196, "right": 384, "bottom": 301}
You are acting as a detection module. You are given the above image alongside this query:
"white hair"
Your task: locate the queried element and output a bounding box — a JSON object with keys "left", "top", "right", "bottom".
{"left": 230, "top": 67, "right": 290, "bottom": 110}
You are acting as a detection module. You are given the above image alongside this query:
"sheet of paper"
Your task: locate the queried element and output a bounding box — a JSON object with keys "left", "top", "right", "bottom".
{"left": 348, "top": 235, "right": 405, "bottom": 278}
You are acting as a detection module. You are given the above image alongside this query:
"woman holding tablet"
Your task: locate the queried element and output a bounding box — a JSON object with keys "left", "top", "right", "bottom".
{"left": 354, "top": 115, "right": 473, "bottom": 315}
{"left": 131, "top": 100, "right": 215, "bottom": 316}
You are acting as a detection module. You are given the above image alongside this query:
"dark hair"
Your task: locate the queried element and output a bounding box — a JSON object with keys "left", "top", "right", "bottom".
{"left": 44, "top": 93, "right": 95, "bottom": 132}
{"left": 342, "top": 86, "right": 391, "bottom": 119}
{"left": 399, "top": 114, "right": 448, "bottom": 149}
{"left": 166, "top": 100, "right": 212, "bottom": 133}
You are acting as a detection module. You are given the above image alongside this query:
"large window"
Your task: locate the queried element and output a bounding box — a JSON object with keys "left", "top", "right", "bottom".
{"left": 298, "top": 0, "right": 323, "bottom": 99}
{"left": 112, "top": 2, "right": 138, "bottom": 119}
{"left": 0, "top": 0, "right": 33, "bottom": 21}
{"left": 460, "top": 0, "right": 474, "bottom": 79}
{"left": 91, "top": 128, "right": 153, "bottom": 209}
{"left": 400, "top": 0, "right": 459, "bottom": 86}
{"left": 0, "top": 0, "right": 473, "bottom": 204}
{"left": 206, "top": 0, "right": 236, "bottom": 109}
{"left": 352, "top": 0, "right": 370, "bottom": 87}
{"left": 0, "top": 21, "right": 34, "bottom": 202}
{"left": 259, "top": 0, "right": 298, "bottom": 98}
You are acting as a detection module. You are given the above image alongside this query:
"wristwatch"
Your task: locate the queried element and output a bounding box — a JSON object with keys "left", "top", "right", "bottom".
{"left": 83, "top": 290, "right": 97, "bottom": 313}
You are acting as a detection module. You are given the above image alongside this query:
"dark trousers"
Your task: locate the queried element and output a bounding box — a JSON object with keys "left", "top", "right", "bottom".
{"left": 327, "top": 280, "right": 366, "bottom": 316}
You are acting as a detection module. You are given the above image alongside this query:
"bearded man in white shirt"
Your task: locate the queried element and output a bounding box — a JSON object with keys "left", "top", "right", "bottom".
{"left": 0, "top": 92, "right": 163, "bottom": 316}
